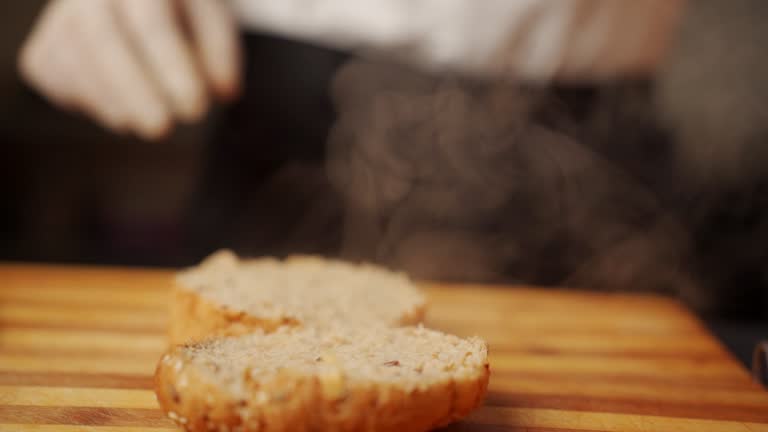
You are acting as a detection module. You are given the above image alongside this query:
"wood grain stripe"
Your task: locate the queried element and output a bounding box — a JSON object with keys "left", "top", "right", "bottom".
{"left": 487, "top": 348, "right": 729, "bottom": 360}
{"left": 0, "top": 406, "right": 173, "bottom": 428}
{"left": 0, "top": 289, "right": 167, "bottom": 308}
{"left": 485, "top": 392, "right": 768, "bottom": 423}
{"left": 0, "top": 372, "right": 153, "bottom": 390}
{"left": 0, "top": 305, "right": 166, "bottom": 328}
{"left": 468, "top": 407, "right": 768, "bottom": 431}
{"left": 1, "top": 264, "right": 171, "bottom": 289}
{"left": 0, "top": 425, "right": 175, "bottom": 432}
{"left": 490, "top": 353, "right": 749, "bottom": 380}
{"left": 0, "top": 387, "right": 158, "bottom": 409}
{"left": 489, "top": 375, "right": 768, "bottom": 406}
{"left": 476, "top": 333, "right": 721, "bottom": 353}
{"left": 431, "top": 303, "right": 698, "bottom": 325}
{"left": 491, "top": 370, "right": 763, "bottom": 392}
{"left": 428, "top": 319, "right": 705, "bottom": 337}
{"left": 0, "top": 329, "right": 165, "bottom": 354}
{"left": 0, "top": 354, "right": 155, "bottom": 376}
{"left": 0, "top": 349, "right": 162, "bottom": 363}
{"left": 423, "top": 284, "right": 684, "bottom": 309}
{"left": 0, "top": 322, "right": 164, "bottom": 335}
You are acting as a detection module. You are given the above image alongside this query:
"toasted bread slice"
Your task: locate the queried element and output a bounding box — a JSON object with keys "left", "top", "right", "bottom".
{"left": 170, "top": 250, "right": 427, "bottom": 344}
{"left": 155, "top": 326, "right": 490, "bottom": 432}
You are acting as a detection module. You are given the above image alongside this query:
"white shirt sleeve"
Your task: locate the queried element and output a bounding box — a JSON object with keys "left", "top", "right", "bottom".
{"left": 229, "top": 0, "right": 685, "bottom": 82}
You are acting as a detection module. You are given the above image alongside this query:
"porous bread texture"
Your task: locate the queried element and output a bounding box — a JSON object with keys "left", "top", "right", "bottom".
{"left": 169, "top": 250, "right": 427, "bottom": 344}
{"left": 155, "top": 326, "right": 490, "bottom": 432}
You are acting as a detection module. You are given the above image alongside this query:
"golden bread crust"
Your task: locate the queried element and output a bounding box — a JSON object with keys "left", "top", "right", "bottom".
{"left": 168, "top": 285, "right": 300, "bottom": 345}
{"left": 155, "top": 344, "right": 490, "bottom": 432}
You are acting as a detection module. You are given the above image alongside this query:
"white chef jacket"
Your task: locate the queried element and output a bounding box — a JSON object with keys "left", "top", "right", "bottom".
{"left": 230, "top": 0, "right": 685, "bottom": 82}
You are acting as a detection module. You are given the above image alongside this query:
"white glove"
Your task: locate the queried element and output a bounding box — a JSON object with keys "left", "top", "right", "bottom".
{"left": 19, "top": 0, "right": 241, "bottom": 140}
{"left": 232, "top": 0, "right": 685, "bottom": 82}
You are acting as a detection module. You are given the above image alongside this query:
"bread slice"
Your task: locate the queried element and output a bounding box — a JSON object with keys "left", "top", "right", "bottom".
{"left": 170, "top": 250, "right": 427, "bottom": 345}
{"left": 155, "top": 326, "right": 490, "bottom": 432}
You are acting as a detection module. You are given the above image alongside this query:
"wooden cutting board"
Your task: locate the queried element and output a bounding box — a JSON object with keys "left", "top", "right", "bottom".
{"left": 1, "top": 263, "right": 767, "bottom": 432}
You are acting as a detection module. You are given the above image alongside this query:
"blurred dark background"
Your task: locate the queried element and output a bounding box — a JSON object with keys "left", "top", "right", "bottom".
{"left": 0, "top": 2, "right": 766, "bottom": 366}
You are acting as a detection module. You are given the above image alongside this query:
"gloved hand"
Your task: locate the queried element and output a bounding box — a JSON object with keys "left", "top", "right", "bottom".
{"left": 19, "top": 0, "right": 241, "bottom": 140}
{"left": 232, "top": 0, "right": 685, "bottom": 81}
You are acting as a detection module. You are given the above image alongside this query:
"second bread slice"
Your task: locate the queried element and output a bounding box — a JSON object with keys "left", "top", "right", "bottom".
{"left": 170, "top": 250, "right": 427, "bottom": 344}
{"left": 156, "top": 326, "right": 490, "bottom": 432}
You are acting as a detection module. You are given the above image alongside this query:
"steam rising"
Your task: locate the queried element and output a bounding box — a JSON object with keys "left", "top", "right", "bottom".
{"left": 659, "top": 0, "right": 768, "bottom": 186}
{"left": 326, "top": 60, "right": 706, "bottom": 310}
